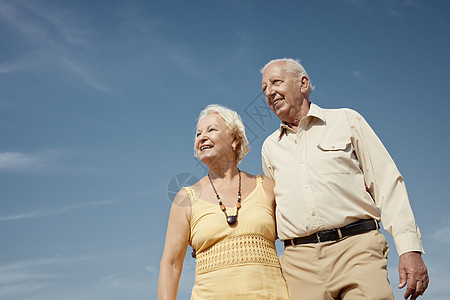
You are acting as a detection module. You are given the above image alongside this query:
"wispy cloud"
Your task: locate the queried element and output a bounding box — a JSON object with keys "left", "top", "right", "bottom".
{"left": 0, "top": 150, "right": 67, "bottom": 172}
{"left": 352, "top": 70, "right": 363, "bottom": 80}
{"left": 0, "top": 188, "right": 153, "bottom": 221}
{"left": 425, "top": 259, "right": 450, "bottom": 298}
{"left": 0, "top": 199, "right": 118, "bottom": 221}
{"left": 342, "top": 0, "right": 423, "bottom": 17}
{"left": 0, "top": 152, "right": 42, "bottom": 170}
{"left": 0, "top": 250, "right": 153, "bottom": 300}
{"left": 433, "top": 215, "right": 450, "bottom": 244}
{"left": 0, "top": 0, "right": 111, "bottom": 93}
{"left": 178, "top": 258, "right": 195, "bottom": 297}
{"left": 385, "top": 6, "right": 405, "bottom": 18}
{"left": 0, "top": 149, "right": 112, "bottom": 174}
{"left": 97, "top": 273, "right": 151, "bottom": 290}
{"left": 0, "top": 257, "right": 60, "bottom": 298}
{"left": 60, "top": 57, "right": 113, "bottom": 93}
{"left": 0, "top": 60, "right": 25, "bottom": 75}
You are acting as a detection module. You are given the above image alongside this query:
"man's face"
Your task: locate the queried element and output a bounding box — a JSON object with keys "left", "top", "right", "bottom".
{"left": 261, "top": 62, "right": 304, "bottom": 123}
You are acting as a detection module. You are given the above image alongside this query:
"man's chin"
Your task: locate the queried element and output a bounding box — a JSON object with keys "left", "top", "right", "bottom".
{"left": 273, "top": 106, "right": 288, "bottom": 120}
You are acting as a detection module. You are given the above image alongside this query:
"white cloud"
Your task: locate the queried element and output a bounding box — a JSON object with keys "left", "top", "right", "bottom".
{"left": 145, "top": 265, "right": 159, "bottom": 278}
{"left": 0, "top": 251, "right": 153, "bottom": 300}
{"left": 178, "top": 257, "right": 195, "bottom": 297}
{"left": 0, "top": 60, "right": 23, "bottom": 74}
{"left": 98, "top": 274, "right": 122, "bottom": 288}
{"left": 0, "top": 152, "right": 41, "bottom": 170}
{"left": 385, "top": 7, "right": 405, "bottom": 18}
{"left": 0, "top": 0, "right": 111, "bottom": 92}
{"left": 432, "top": 215, "right": 450, "bottom": 244}
{"left": 342, "top": 0, "right": 423, "bottom": 17}
{"left": 0, "top": 0, "right": 89, "bottom": 48}
{"left": 60, "top": 57, "right": 113, "bottom": 93}
{"left": 433, "top": 225, "right": 450, "bottom": 244}
{"left": 0, "top": 187, "right": 153, "bottom": 221}
{"left": 352, "top": 70, "right": 363, "bottom": 80}
{"left": 0, "top": 149, "right": 119, "bottom": 174}
{"left": 425, "top": 259, "right": 450, "bottom": 297}
{"left": 0, "top": 150, "right": 67, "bottom": 172}
{"left": 0, "top": 282, "right": 55, "bottom": 298}
{"left": 0, "top": 258, "right": 61, "bottom": 298}
{"left": 0, "top": 199, "right": 118, "bottom": 221}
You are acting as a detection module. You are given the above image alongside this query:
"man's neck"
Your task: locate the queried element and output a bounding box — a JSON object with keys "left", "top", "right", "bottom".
{"left": 285, "top": 101, "right": 310, "bottom": 132}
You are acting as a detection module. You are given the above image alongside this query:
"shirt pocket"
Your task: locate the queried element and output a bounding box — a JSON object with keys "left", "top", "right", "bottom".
{"left": 316, "top": 138, "right": 352, "bottom": 174}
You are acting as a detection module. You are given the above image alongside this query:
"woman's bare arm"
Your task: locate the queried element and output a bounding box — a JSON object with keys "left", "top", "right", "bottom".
{"left": 158, "top": 189, "right": 191, "bottom": 300}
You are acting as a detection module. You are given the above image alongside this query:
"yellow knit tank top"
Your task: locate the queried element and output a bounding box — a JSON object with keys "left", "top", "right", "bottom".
{"left": 185, "top": 175, "right": 281, "bottom": 274}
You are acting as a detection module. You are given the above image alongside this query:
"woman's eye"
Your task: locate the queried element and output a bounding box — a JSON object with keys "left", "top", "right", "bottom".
{"left": 208, "top": 128, "right": 216, "bottom": 132}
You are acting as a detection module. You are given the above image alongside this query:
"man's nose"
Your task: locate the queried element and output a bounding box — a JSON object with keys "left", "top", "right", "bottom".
{"left": 265, "top": 86, "right": 275, "bottom": 97}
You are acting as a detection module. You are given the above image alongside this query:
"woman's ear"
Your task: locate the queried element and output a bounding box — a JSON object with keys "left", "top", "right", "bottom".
{"left": 232, "top": 136, "right": 240, "bottom": 151}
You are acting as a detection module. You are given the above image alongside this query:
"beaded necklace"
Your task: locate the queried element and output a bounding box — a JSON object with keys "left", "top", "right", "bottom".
{"left": 207, "top": 169, "right": 241, "bottom": 225}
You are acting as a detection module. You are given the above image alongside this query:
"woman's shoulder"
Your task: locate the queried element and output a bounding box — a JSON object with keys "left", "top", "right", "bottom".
{"left": 172, "top": 187, "right": 191, "bottom": 207}
{"left": 258, "top": 174, "right": 275, "bottom": 200}
{"left": 259, "top": 174, "right": 275, "bottom": 188}
{"left": 239, "top": 171, "right": 275, "bottom": 192}
{"left": 178, "top": 175, "right": 208, "bottom": 203}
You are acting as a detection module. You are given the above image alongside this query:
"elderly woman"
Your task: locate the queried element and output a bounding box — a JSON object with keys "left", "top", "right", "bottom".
{"left": 158, "top": 104, "right": 288, "bottom": 299}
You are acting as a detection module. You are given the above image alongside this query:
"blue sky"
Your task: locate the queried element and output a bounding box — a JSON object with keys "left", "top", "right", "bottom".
{"left": 1, "top": 0, "right": 449, "bottom": 299}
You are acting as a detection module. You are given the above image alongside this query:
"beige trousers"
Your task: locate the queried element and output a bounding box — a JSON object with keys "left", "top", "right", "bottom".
{"left": 280, "top": 230, "right": 394, "bottom": 300}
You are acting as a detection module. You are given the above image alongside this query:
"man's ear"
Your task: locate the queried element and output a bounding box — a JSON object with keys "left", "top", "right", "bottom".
{"left": 300, "top": 75, "right": 310, "bottom": 94}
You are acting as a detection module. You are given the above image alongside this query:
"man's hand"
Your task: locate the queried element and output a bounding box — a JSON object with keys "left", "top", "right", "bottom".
{"left": 398, "top": 251, "right": 429, "bottom": 300}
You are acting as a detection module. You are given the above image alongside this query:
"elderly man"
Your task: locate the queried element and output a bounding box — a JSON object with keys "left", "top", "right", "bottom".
{"left": 261, "top": 58, "right": 428, "bottom": 300}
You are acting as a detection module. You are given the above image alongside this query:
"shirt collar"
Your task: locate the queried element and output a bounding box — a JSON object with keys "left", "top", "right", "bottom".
{"left": 278, "top": 102, "right": 325, "bottom": 140}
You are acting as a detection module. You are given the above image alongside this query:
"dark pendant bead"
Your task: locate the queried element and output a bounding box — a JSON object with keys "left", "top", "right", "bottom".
{"left": 227, "top": 215, "right": 237, "bottom": 225}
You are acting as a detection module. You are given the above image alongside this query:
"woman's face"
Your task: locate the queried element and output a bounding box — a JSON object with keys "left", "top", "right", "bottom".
{"left": 195, "top": 113, "right": 236, "bottom": 166}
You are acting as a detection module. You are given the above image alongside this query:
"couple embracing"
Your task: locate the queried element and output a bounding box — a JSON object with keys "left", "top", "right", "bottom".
{"left": 158, "top": 58, "right": 428, "bottom": 300}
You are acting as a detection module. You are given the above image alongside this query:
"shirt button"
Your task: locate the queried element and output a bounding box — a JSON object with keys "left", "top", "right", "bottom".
{"left": 294, "top": 140, "right": 297, "bottom": 144}
{"left": 312, "top": 212, "right": 316, "bottom": 216}
{"left": 305, "top": 185, "right": 309, "bottom": 189}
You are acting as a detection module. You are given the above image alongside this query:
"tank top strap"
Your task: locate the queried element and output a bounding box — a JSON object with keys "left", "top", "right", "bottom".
{"left": 183, "top": 186, "right": 196, "bottom": 205}
{"left": 256, "top": 175, "right": 263, "bottom": 186}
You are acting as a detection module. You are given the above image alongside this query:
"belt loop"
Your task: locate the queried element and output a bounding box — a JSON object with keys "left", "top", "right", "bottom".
{"left": 337, "top": 228, "right": 343, "bottom": 239}
{"left": 374, "top": 219, "right": 379, "bottom": 229}
{"left": 316, "top": 232, "right": 321, "bottom": 243}
{"left": 291, "top": 238, "right": 295, "bottom": 247}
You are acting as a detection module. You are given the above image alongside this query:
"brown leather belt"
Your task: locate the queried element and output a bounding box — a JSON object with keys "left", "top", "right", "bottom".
{"left": 284, "top": 219, "right": 379, "bottom": 247}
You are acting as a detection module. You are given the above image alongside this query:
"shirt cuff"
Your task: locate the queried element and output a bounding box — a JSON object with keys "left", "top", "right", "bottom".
{"left": 394, "top": 231, "right": 425, "bottom": 256}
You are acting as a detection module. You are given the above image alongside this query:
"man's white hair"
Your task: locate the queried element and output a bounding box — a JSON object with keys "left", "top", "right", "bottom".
{"left": 195, "top": 104, "right": 250, "bottom": 165}
{"left": 260, "top": 58, "right": 315, "bottom": 92}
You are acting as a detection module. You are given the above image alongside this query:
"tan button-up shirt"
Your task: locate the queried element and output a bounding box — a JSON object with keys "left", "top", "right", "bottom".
{"left": 262, "top": 103, "right": 423, "bottom": 255}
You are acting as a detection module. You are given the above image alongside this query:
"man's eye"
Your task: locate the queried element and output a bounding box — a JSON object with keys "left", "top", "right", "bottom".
{"left": 273, "top": 80, "right": 281, "bottom": 85}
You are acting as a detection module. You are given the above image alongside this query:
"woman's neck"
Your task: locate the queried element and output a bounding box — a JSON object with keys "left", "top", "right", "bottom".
{"left": 207, "top": 164, "right": 239, "bottom": 182}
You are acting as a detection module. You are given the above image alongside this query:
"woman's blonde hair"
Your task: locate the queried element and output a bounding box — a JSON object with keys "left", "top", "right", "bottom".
{"left": 195, "top": 104, "right": 250, "bottom": 164}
